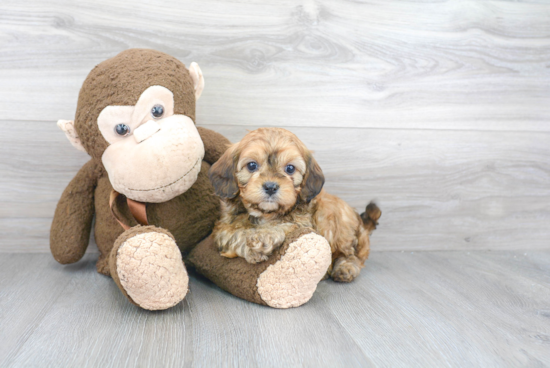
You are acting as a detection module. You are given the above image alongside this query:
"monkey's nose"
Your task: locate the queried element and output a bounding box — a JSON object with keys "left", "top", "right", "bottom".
{"left": 134, "top": 120, "right": 161, "bottom": 143}
{"left": 263, "top": 182, "right": 279, "bottom": 196}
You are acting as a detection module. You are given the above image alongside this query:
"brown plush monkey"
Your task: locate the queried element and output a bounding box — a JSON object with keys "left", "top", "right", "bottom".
{"left": 51, "top": 49, "right": 331, "bottom": 310}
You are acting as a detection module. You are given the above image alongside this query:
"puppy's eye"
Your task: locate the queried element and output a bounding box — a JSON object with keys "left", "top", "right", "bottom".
{"left": 151, "top": 104, "right": 164, "bottom": 118}
{"left": 247, "top": 162, "right": 258, "bottom": 172}
{"left": 114, "top": 124, "right": 131, "bottom": 136}
{"left": 285, "top": 164, "right": 296, "bottom": 174}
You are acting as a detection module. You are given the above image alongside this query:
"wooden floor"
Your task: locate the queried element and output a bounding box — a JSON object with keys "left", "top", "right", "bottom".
{"left": 1, "top": 251, "right": 549, "bottom": 368}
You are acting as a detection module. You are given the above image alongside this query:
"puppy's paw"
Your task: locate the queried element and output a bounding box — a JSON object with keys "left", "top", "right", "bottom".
{"left": 331, "top": 257, "right": 361, "bottom": 283}
{"left": 243, "top": 247, "right": 269, "bottom": 264}
{"left": 246, "top": 230, "right": 285, "bottom": 254}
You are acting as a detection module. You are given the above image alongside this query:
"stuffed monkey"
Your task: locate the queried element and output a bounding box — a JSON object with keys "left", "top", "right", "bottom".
{"left": 51, "top": 49, "right": 331, "bottom": 310}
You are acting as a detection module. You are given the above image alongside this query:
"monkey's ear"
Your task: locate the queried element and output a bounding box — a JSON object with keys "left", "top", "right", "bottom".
{"left": 208, "top": 144, "right": 239, "bottom": 199}
{"left": 189, "top": 62, "right": 205, "bottom": 100}
{"left": 300, "top": 155, "right": 325, "bottom": 203}
{"left": 57, "top": 119, "right": 87, "bottom": 153}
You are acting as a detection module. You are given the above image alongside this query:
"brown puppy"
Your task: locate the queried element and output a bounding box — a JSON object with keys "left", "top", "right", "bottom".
{"left": 209, "top": 128, "right": 381, "bottom": 282}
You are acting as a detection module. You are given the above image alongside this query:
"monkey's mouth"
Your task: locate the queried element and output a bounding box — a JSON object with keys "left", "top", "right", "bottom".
{"left": 126, "top": 158, "right": 201, "bottom": 192}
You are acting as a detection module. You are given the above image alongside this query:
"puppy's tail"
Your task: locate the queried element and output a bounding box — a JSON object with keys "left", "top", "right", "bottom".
{"left": 360, "top": 202, "right": 381, "bottom": 233}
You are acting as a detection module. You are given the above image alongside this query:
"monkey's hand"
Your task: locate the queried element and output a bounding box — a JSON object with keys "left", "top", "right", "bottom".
{"left": 197, "top": 127, "right": 232, "bottom": 165}
{"left": 50, "top": 159, "right": 102, "bottom": 264}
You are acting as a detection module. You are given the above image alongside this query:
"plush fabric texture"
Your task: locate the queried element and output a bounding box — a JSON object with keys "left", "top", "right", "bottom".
{"left": 50, "top": 159, "right": 104, "bottom": 264}
{"left": 188, "top": 62, "right": 204, "bottom": 99}
{"left": 57, "top": 119, "right": 87, "bottom": 152}
{"left": 109, "top": 225, "right": 155, "bottom": 307}
{"left": 196, "top": 127, "right": 232, "bottom": 165}
{"left": 102, "top": 115, "right": 205, "bottom": 203}
{"left": 95, "top": 146, "right": 222, "bottom": 276}
{"left": 52, "top": 129, "right": 223, "bottom": 277}
{"left": 51, "top": 49, "right": 329, "bottom": 309}
{"left": 132, "top": 120, "right": 161, "bottom": 143}
{"left": 187, "top": 227, "right": 329, "bottom": 307}
{"left": 109, "top": 226, "right": 189, "bottom": 311}
{"left": 75, "top": 49, "right": 196, "bottom": 160}
{"left": 257, "top": 232, "right": 331, "bottom": 308}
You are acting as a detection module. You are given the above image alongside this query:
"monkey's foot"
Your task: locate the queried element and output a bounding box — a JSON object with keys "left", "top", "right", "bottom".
{"left": 110, "top": 226, "right": 188, "bottom": 310}
{"left": 256, "top": 231, "right": 331, "bottom": 308}
{"left": 187, "top": 228, "right": 331, "bottom": 309}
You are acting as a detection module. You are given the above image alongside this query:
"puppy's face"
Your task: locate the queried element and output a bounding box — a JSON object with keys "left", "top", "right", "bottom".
{"left": 209, "top": 128, "right": 325, "bottom": 217}
{"left": 236, "top": 137, "right": 306, "bottom": 215}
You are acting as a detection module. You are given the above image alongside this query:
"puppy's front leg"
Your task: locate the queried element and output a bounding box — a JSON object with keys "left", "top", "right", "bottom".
{"left": 213, "top": 218, "right": 251, "bottom": 259}
{"left": 214, "top": 220, "right": 297, "bottom": 264}
{"left": 213, "top": 222, "right": 285, "bottom": 263}
{"left": 243, "top": 223, "right": 298, "bottom": 263}
{"left": 244, "top": 227, "right": 285, "bottom": 263}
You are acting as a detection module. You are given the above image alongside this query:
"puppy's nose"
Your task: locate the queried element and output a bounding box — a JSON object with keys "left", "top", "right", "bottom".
{"left": 263, "top": 182, "right": 279, "bottom": 196}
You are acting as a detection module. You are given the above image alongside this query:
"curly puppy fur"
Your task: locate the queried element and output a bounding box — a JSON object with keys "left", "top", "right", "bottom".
{"left": 209, "top": 128, "right": 381, "bottom": 282}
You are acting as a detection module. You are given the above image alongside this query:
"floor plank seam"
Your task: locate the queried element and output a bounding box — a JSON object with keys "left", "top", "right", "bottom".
{"left": 4, "top": 119, "right": 550, "bottom": 135}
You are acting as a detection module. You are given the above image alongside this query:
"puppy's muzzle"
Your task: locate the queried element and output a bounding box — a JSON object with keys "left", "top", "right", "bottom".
{"left": 263, "top": 181, "right": 279, "bottom": 196}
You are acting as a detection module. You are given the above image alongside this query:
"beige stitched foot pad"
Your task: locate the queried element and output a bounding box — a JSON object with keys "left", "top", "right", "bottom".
{"left": 116, "top": 232, "right": 188, "bottom": 310}
{"left": 257, "top": 233, "right": 331, "bottom": 308}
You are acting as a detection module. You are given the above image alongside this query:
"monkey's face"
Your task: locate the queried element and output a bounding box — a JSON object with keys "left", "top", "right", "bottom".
{"left": 57, "top": 49, "right": 207, "bottom": 203}
{"left": 99, "top": 85, "right": 204, "bottom": 203}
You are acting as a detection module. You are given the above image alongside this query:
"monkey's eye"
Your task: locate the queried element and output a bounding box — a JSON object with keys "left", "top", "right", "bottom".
{"left": 114, "top": 124, "right": 131, "bottom": 136}
{"left": 285, "top": 164, "right": 296, "bottom": 174}
{"left": 151, "top": 104, "right": 164, "bottom": 118}
{"left": 247, "top": 162, "right": 259, "bottom": 172}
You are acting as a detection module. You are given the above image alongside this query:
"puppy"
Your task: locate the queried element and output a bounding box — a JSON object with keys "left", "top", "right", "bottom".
{"left": 208, "top": 128, "right": 381, "bottom": 282}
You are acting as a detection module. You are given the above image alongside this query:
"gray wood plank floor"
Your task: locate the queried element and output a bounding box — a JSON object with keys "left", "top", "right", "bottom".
{"left": 1, "top": 251, "right": 549, "bottom": 368}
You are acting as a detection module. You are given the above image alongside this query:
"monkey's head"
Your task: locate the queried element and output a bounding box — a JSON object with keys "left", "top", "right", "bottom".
{"left": 58, "top": 49, "right": 206, "bottom": 203}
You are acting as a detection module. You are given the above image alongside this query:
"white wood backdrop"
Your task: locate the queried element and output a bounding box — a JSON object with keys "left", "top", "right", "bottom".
{"left": 1, "top": 0, "right": 549, "bottom": 252}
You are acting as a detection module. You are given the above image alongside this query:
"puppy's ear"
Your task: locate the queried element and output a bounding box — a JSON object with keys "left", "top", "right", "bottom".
{"left": 300, "top": 154, "right": 325, "bottom": 203}
{"left": 209, "top": 144, "right": 239, "bottom": 199}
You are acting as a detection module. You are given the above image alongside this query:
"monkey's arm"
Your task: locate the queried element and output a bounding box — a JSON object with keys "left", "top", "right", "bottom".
{"left": 50, "top": 159, "right": 102, "bottom": 264}
{"left": 197, "top": 127, "right": 231, "bottom": 165}
{"left": 187, "top": 227, "right": 332, "bottom": 308}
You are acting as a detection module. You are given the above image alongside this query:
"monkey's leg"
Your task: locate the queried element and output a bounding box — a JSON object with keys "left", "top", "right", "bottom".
{"left": 109, "top": 225, "right": 189, "bottom": 310}
{"left": 187, "top": 228, "right": 331, "bottom": 308}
